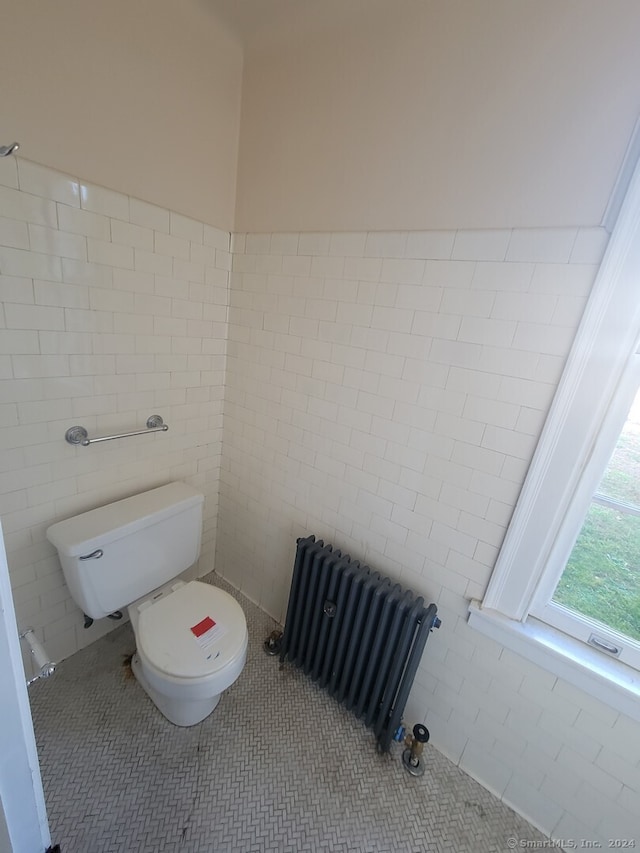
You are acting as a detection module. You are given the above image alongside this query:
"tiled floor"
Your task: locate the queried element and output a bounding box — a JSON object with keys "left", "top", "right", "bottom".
{"left": 29, "top": 575, "right": 545, "bottom": 852}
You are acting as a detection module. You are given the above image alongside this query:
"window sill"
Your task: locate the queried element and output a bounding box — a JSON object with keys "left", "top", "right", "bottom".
{"left": 467, "top": 601, "right": 640, "bottom": 723}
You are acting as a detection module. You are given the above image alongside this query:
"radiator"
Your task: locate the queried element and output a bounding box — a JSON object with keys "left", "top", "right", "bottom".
{"left": 280, "top": 535, "right": 441, "bottom": 752}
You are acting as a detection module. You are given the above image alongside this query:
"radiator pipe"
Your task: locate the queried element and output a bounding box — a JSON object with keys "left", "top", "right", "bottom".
{"left": 264, "top": 629, "right": 283, "bottom": 656}
{"left": 402, "top": 723, "right": 430, "bottom": 777}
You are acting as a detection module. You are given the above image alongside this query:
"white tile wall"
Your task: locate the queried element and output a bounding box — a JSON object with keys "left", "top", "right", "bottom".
{"left": 0, "top": 158, "right": 230, "bottom": 666}
{"left": 3, "top": 157, "right": 637, "bottom": 842}
{"left": 218, "top": 226, "right": 640, "bottom": 842}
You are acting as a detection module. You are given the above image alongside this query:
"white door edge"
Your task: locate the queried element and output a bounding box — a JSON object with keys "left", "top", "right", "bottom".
{"left": 0, "top": 519, "right": 51, "bottom": 852}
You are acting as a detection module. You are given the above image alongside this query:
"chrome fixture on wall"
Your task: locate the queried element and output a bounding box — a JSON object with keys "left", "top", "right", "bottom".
{"left": 19, "top": 628, "right": 56, "bottom": 686}
{"left": 65, "top": 415, "right": 169, "bottom": 446}
{"left": 0, "top": 141, "right": 20, "bottom": 157}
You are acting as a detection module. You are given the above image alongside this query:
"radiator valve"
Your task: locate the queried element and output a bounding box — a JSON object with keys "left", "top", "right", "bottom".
{"left": 263, "top": 629, "right": 283, "bottom": 656}
{"left": 402, "top": 723, "right": 430, "bottom": 777}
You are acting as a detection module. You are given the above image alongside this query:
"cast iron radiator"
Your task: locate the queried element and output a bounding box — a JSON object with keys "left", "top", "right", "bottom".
{"left": 280, "top": 535, "right": 441, "bottom": 752}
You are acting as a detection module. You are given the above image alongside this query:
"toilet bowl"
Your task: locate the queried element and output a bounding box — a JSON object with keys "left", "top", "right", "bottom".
{"left": 46, "top": 482, "right": 248, "bottom": 726}
{"left": 128, "top": 579, "right": 248, "bottom": 726}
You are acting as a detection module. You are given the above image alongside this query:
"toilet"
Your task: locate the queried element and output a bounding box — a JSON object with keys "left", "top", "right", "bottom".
{"left": 46, "top": 482, "right": 248, "bottom": 726}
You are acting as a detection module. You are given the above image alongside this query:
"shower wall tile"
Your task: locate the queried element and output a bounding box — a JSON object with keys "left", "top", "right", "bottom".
{"left": 130, "top": 197, "right": 170, "bottom": 233}
{"left": 0, "top": 278, "right": 33, "bottom": 308}
{"left": 218, "top": 228, "right": 607, "bottom": 619}
{"left": 0, "top": 157, "right": 19, "bottom": 189}
{"left": 170, "top": 212, "right": 204, "bottom": 244}
{"left": 57, "top": 206, "right": 111, "bottom": 241}
{"left": 111, "top": 220, "right": 154, "bottom": 251}
{"left": 506, "top": 228, "right": 578, "bottom": 264}
{"left": 87, "top": 237, "right": 134, "bottom": 269}
{"left": 204, "top": 224, "right": 230, "bottom": 251}
{"left": 0, "top": 217, "right": 30, "bottom": 250}
{"left": 154, "top": 231, "right": 191, "bottom": 260}
{"left": 0, "top": 158, "right": 230, "bottom": 667}
{"left": 29, "top": 225, "right": 87, "bottom": 260}
{"left": 16, "top": 160, "right": 80, "bottom": 208}
{"left": 0, "top": 185, "right": 58, "bottom": 227}
{"left": 80, "top": 182, "right": 130, "bottom": 221}
{"left": 451, "top": 229, "right": 511, "bottom": 261}
{"left": 0, "top": 247, "right": 62, "bottom": 280}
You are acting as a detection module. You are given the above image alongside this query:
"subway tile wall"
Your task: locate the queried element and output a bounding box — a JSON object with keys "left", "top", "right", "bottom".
{"left": 218, "top": 228, "right": 601, "bottom": 615}
{"left": 0, "top": 157, "right": 230, "bottom": 664}
{"left": 217, "top": 228, "right": 640, "bottom": 841}
{"left": 2, "top": 156, "right": 638, "bottom": 841}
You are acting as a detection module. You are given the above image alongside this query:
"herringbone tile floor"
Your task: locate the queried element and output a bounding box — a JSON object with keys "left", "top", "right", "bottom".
{"left": 29, "top": 575, "right": 545, "bottom": 852}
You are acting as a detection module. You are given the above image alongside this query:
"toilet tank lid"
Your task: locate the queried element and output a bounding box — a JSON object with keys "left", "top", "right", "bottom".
{"left": 46, "top": 482, "right": 204, "bottom": 556}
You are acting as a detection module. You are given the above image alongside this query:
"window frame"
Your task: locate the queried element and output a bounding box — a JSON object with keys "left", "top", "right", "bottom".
{"left": 469, "top": 153, "right": 640, "bottom": 717}
{"left": 529, "top": 360, "right": 640, "bottom": 670}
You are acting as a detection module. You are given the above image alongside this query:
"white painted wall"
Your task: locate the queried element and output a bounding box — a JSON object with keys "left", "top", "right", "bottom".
{"left": 1, "top": 0, "right": 243, "bottom": 230}
{"left": 0, "top": 156, "right": 231, "bottom": 666}
{"left": 234, "top": 0, "right": 640, "bottom": 232}
{"left": 216, "top": 227, "right": 640, "bottom": 841}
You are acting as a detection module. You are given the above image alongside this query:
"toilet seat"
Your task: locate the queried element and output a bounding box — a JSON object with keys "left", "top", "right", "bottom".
{"left": 135, "top": 581, "right": 247, "bottom": 681}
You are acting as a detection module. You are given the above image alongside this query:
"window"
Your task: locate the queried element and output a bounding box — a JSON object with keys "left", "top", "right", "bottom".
{"left": 530, "top": 378, "right": 640, "bottom": 671}
{"left": 468, "top": 154, "right": 640, "bottom": 714}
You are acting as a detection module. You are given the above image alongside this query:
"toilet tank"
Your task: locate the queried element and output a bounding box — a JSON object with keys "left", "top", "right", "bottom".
{"left": 46, "top": 482, "right": 204, "bottom": 620}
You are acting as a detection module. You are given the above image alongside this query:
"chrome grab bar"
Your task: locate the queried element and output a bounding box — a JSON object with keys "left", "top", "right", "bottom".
{"left": 65, "top": 415, "right": 168, "bottom": 446}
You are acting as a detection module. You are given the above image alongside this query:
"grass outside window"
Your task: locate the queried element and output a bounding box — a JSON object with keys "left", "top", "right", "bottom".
{"left": 553, "top": 396, "right": 640, "bottom": 644}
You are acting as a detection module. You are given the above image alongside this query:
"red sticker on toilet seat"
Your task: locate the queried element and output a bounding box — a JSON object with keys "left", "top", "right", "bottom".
{"left": 190, "top": 616, "right": 227, "bottom": 649}
{"left": 191, "top": 616, "right": 215, "bottom": 638}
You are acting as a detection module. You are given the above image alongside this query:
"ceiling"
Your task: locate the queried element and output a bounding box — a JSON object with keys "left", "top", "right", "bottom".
{"left": 206, "top": 0, "right": 392, "bottom": 47}
{"left": 206, "top": 0, "right": 304, "bottom": 40}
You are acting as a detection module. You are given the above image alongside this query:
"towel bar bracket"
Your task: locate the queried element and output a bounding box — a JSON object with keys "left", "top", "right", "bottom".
{"left": 65, "top": 425, "right": 90, "bottom": 445}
